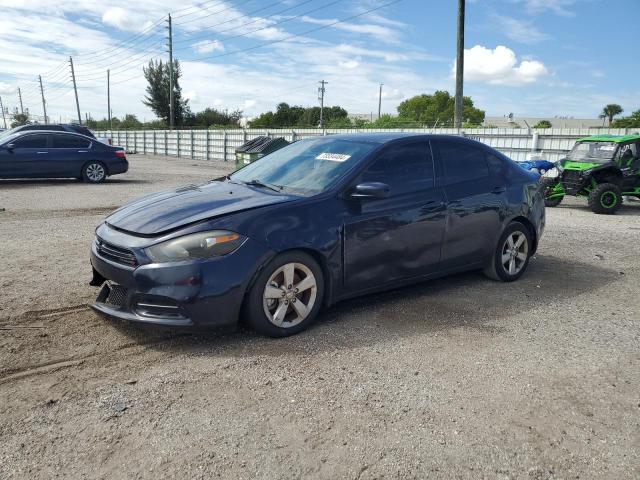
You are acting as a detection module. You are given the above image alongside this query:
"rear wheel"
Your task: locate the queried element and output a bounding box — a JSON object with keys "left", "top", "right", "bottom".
{"left": 244, "top": 251, "right": 324, "bottom": 337}
{"left": 82, "top": 161, "right": 107, "bottom": 183}
{"left": 484, "top": 222, "right": 532, "bottom": 282}
{"left": 540, "top": 177, "right": 563, "bottom": 207}
{"left": 588, "top": 183, "right": 622, "bottom": 214}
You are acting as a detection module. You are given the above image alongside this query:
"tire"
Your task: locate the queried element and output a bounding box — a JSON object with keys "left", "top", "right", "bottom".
{"left": 484, "top": 221, "right": 533, "bottom": 282}
{"left": 244, "top": 251, "right": 324, "bottom": 337}
{"left": 588, "top": 183, "right": 622, "bottom": 214}
{"left": 82, "top": 161, "right": 107, "bottom": 183}
{"left": 540, "top": 177, "right": 563, "bottom": 207}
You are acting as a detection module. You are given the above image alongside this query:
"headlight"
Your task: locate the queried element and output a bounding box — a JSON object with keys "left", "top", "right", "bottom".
{"left": 542, "top": 168, "right": 558, "bottom": 178}
{"left": 145, "top": 230, "right": 245, "bottom": 263}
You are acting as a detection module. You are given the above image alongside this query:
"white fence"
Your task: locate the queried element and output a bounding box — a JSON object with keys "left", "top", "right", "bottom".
{"left": 94, "top": 128, "right": 637, "bottom": 163}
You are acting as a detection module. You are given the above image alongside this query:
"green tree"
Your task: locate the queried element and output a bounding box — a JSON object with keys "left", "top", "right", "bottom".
{"left": 120, "top": 114, "right": 142, "bottom": 129}
{"left": 397, "top": 91, "right": 485, "bottom": 126}
{"left": 533, "top": 120, "right": 552, "bottom": 128}
{"left": 10, "top": 113, "right": 30, "bottom": 128}
{"left": 249, "top": 103, "right": 349, "bottom": 127}
{"left": 186, "top": 108, "right": 242, "bottom": 128}
{"left": 612, "top": 109, "right": 640, "bottom": 128}
{"left": 143, "top": 59, "right": 190, "bottom": 126}
{"left": 599, "top": 104, "right": 623, "bottom": 126}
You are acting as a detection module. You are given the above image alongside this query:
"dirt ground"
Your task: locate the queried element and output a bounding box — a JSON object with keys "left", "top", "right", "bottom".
{"left": 0, "top": 154, "right": 638, "bottom": 479}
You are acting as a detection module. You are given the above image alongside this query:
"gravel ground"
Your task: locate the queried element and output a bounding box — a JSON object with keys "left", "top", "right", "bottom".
{"left": 0, "top": 154, "right": 638, "bottom": 479}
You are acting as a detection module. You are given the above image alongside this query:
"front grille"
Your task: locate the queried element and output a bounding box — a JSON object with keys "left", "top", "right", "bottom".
{"left": 105, "top": 284, "right": 129, "bottom": 308}
{"left": 561, "top": 170, "right": 585, "bottom": 195}
{"left": 96, "top": 238, "right": 137, "bottom": 267}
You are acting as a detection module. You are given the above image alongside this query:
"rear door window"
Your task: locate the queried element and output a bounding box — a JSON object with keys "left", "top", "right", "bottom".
{"left": 52, "top": 135, "right": 91, "bottom": 148}
{"left": 360, "top": 141, "right": 434, "bottom": 195}
{"left": 13, "top": 134, "right": 49, "bottom": 148}
{"left": 436, "top": 140, "right": 490, "bottom": 183}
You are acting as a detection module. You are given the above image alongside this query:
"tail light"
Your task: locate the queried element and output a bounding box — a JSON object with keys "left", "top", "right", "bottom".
{"left": 115, "top": 150, "right": 126, "bottom": 159}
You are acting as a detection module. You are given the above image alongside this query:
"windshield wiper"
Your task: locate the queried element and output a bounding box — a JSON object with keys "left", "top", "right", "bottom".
{"left": 242, "top": 179, "right": 283, "bottom": 192}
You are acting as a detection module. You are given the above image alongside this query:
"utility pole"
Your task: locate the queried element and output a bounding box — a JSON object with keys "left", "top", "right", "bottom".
{"left": 107, "top": 69, "right": 112, "bottom": 130}
{"left": 0, "top": 96, "right": 6, "bottom": 129}
{"left": 38, "top": 75, "right": 48, "bottom": 123}
{"left": 17, "top": 87, "right": 24, "bottom": 115}
{"left": 69, "top": 56, "right": 82, "bottom": 125}
{"left": 318, "top": 80, "right": 327, "bottom": 128}
{"left": 454, "top": 0, "right": 465, "bottom": 129}
{"left": 378, "top": 83, "right": 384, "bottom": 120}
{"left": 167, "top": 14, "right": 175, "bottom": 129}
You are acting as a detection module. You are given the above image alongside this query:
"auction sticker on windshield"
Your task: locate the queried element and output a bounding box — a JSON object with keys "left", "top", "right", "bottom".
{"left": 316, "top": 153, "right": 351, "bottom": 162}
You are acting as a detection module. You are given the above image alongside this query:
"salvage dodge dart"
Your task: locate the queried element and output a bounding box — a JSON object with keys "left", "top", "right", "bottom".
{"left": 90, "top": 134, "right": 545, "bottom": 337}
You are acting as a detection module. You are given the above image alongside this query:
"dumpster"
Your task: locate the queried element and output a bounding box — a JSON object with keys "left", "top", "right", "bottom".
{"left": 235, "top": 136, "right": 289, "bottom": 170}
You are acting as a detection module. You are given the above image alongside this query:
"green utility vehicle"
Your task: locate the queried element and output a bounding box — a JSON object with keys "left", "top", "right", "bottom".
{"left": 540, "top": 134, "right": 640, "bottom": 214}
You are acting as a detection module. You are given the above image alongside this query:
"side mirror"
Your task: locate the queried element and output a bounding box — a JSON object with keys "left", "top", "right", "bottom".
{"left": 349, "top": 182, "right": 390, "bottom": 199}
{"left": 6, "top": 143, "right": 16, "bottom": 152}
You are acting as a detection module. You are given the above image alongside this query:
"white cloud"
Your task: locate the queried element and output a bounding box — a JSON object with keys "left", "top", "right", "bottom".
{"left": 380, "top": 88, "right": 404, "bottom": 101}
{"left": 460, "top": 45, "right": 548, "bottom": 86}
{"left": 338, "top": 60, "right": 360, "bottom": 69}
{"left": 102, "top": 7, "right": 152, "bottom": 32}
{"left": 191, "top": 40, "right": 224, "bottom": 54}
{"left": 516, "top": 0, "right": 576, "bottom": 17}
{"left": 492, "top": 15, "right": 549, "bottom": 44}
{"left": 0, "top": 82, "right": 13, "bottom": 95}
{"left": 299, "top": 16, "right": 401, "bottom": 44}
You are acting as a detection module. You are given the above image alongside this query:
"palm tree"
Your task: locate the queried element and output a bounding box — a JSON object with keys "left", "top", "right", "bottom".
{"left": 600, "top": 104, "right": 623, "bottom": 126}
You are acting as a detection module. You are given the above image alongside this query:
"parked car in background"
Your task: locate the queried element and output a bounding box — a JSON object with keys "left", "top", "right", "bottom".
{"left": 0, "top": 124, "right": 113, "bottom": 145}
{"left": 90, "top": 134, "right": 545, "bottom": 337}
{"left": 0, "top": 130, "right": 128, "bottom": 183}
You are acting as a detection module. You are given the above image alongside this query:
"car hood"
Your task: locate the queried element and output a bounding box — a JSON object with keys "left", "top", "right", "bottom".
{"left": 106, "top": 181, "right": 299, "bottom": 236}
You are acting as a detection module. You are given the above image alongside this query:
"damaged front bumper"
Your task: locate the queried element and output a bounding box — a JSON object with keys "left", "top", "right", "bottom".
{"left": 89, "top": 232, "right": 273, "bottom": 329}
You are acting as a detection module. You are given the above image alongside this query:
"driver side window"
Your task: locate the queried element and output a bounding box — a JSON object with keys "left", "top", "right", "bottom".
{"left": 359, "top": 142, "right": 434, "bottom": 196}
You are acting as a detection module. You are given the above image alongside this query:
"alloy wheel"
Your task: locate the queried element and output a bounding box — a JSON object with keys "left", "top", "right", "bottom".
{"left": 86, "top": 163, "right": 105, "bottom": 182}
{"left": 263, "top": 262, "right": 317, "bottom": 328}
{"left": 501, "top": 231, "right": 529, "bottom": 276}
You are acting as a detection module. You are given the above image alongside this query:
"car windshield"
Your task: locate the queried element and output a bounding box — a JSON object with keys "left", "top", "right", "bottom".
{"left": 567, "top": 141, "right": 618, "bottom": 163}
{"left": 230, "top": 137, "right": 378, "bottom": 196}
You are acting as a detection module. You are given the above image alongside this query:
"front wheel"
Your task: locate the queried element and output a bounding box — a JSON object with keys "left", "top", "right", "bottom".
{"left": 484, "top": 222, "right": 533, "bottom": 282}
{"left": 588, "top": 183, "right": 622, "bottom": 214}
{"left": 244, "top": 251, "right": 324, "bottom": 337}
{"left": 540, "top": 177, "right": 563, "bottom": 207}
{"left": 82, "top": 161, "right": 107, "bottom": 183}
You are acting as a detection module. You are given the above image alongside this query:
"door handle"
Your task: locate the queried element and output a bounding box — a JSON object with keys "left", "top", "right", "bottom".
{"left": 36, "top": 151, "right": 48, "bottom": 154}
{"left": 78, "top": 150, "right": 88, "bottom": 153}
{"left": 491, "top": 186, "right": 506, "bottom": 194}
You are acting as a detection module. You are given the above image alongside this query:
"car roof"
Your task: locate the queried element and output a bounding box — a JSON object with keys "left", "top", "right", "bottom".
{"left": 9, "top": 130, "right": 96, "bottom": 140}
{"left": 577, "top": 134, "right": 640, "bottom": 143}
{"left": 305, "top": 133, "right": 471, "bottom": 144}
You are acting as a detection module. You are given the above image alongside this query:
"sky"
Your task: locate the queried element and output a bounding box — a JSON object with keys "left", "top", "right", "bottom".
{"left": 0, "top": 0, "right": 638, "bottom": 123}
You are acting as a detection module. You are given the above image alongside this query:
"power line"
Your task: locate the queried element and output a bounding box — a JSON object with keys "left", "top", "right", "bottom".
{"left": 187, "top": 0, "right": 404, "bottom": 62}
{"left": 173, "top": 0, "right": 325, "bottom": 50}
{"left": 108, "top": 0, "right": 403, "bottom": 87}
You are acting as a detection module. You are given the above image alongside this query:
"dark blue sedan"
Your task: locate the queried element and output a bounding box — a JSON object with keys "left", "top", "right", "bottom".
{"left": 90, "top": 134, "right": 545, "bottom": 336}
{"left": 0, "top": 130, "right": 127, "bottom": 183}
